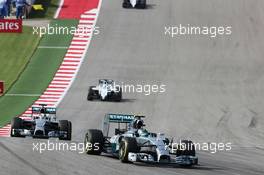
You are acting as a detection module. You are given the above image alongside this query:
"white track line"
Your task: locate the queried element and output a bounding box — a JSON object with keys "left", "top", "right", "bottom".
{"left": 5, "top": 94, "right": 41, "bottom": 97}
{"left": 54, "top": 0, "right": 64, "bottom": 19}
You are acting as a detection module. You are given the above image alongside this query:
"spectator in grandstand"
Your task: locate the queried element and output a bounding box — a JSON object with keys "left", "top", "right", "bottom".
{"left": 5, "top": 0, "right": 11, "bottom": 16}
{"left": 13, "top": 0, "right": 30, "bottom": 19}
{"left": 0, "top": 0, "right": 6, "bottom": 19}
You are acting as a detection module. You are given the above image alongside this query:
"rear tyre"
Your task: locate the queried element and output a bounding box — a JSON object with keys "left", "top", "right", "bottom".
{"left": 87, "top": 86, "right": 95, "bottom": 101}
{"left": 136, "top": 0, "right": 146, "bottom": 9}
{"left": 10, "top": 117, "right": 24, "bottom": 137}
{"left": 67, "top": 121, "right": 72, "bottom": 140}
{"left": 119, "top": 137, "right": 139, "bottom": 163}
{"left": 115, "top": 88, "right": 122, "bottom": 102}
{"left": 59, "top": 120, "right": 71, "bottom": 140}
{"left": 122, "top": 0, "right": 132, "bottom": 8}
{"left": 84, "top": 129, "right": 104, "bottom": 155}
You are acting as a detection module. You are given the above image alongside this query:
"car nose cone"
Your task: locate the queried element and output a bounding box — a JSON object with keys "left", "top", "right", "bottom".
{"left": 130, "top": 0, "right": 137, "bottom": 7}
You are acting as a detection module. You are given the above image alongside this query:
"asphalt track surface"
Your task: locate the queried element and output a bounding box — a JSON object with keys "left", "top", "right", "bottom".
{"left": 1, "top": 0, "right": 264, "bottom": 174}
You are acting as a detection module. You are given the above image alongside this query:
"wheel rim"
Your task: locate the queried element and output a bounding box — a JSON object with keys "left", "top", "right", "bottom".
{"left": 119, "top": 143, "right": 124, "bottom": 159}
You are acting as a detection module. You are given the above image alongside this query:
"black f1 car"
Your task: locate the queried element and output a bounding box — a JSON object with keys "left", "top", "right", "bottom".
{"left": 10, "top": 104, "right": 72, "bottom": 140}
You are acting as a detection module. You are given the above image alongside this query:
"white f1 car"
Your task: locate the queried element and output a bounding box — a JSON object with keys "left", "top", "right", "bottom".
{"left": 123, "top": 0, "right": 147, "bottom": 9}
{"left": 87, "top": 79, "right": 122, "bottom": 102}
{"left": 84, "top": 114, "right": 198, "bottom": 166}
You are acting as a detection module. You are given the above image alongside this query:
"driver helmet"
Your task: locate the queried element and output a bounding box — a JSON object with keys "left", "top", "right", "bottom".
{"left": 133, "top": 119, "right": 144, "bottom": 129}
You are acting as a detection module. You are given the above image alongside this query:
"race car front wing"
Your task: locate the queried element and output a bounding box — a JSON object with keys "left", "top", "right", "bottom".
{"left": 128, "top": 152, "right": 198, "bottom": 166}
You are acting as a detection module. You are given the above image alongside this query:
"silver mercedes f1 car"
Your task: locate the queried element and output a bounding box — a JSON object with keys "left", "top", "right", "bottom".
{"left": 10, "top": 104, "right": 72, "bottom": 140}
{"left": 84, "top": 114, "right": 198, "bottom": 166}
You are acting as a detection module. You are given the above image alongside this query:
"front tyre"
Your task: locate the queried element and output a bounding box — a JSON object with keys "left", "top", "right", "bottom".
{"left": 10, "top": 117, "right": 24, "bottom": 137}
{"left": 87, "top": 86, "right": 95, "bottom": 101}
{"left": 84, "top": 129, "right": 104, "bottom": 155}
{"left": 59, "top": 120, "right": 71, "bottom": 140}
{"left": 119, "top": 137, "right": 139, "bottom": 163}
{"left": 176, "top": 140, "right": 196, "bottom": 156}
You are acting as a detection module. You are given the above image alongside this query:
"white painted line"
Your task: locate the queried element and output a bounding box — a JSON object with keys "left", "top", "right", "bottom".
{"left": 38, "top": 46, "right": 68, "bottom": 49}
{"left": 5, "top": 94, "right": 41, "bottom": 97}
{"left": 34, "top": 101, "right": 55, "bottom": 104}
{"left": 67, "top": 49, "right": 84, "bottom": 53}
{"left": 71, "top": 41, "right": 88, "bottom": 45}
{"left": 57, "top": 70, "right": 76, "bottom": 73}
{"left": 40, "top": 94, "right": 61, "bottom": 97}
{"left": 46, "top": 88, "right": 65, "bottom": 91}
{"left": 81, "top": 14, "right": 96, "bottom": 18}
{"left": 54, "top": 0, "right": 64, "bottom": 19}
{"left": 53, "top": 78, "right": 72, "bottom": 81}
{"left": 77, "top": 25, "right": 92, "bottom": 29}
{"left": 74, "top": 33, "right": 91, "bottom": 36}
{"left": 72, "top": 37, "right": 90, "bottom": 41}
{"left": 61, "top": 63, "right": 80, "bottom": 66}
{"left": 79, "top": 20, "right": 94, "bottom": 24}
{"left": 87, "top": 9, "right": 98, "bottom": 14}
{"left": 43, "top": 92, "right": 63, "bottom": 95}
{"left": 84, "top": 11, "right": 96, "bottom": 15}
{"left": 21, "top": 114, "right": 31, "bottom": 117}
{"left": 69, "top": 45, "right": 86, "bottom": 49}
{"left": 59, "top": 66, "right": 78, "bottom": 69}
{"left": 50, "top": 79, "right": 71, "bottom": 83}
{"left": 37, "top": 100, "right": 58, "bottom": 103}
{"left": 48, "top": 85, "right": 68, "bottom": 88}
{"left": 65, "top": 53, "right": 83, "bottom": 56}
{"left": 55, "top": 72, "right": 72, "bottom": 75}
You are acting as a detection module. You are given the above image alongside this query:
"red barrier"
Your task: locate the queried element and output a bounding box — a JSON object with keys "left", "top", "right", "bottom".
{"left": 0, "top": 81, "right": 4, "bottom": 96}
{"left": 0, "top": 19, "right": 22, "bottom": 33}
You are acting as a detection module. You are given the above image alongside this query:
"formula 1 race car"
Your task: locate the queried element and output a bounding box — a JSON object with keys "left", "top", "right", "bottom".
{"left": 123, "top": 0, "right": 147, "bottom": 9}
{"left": 87, "top": 79, "right": 122, "bottom": 102}
{"left": 10, "top": 104, "right": 72, "bottom": 140}
{"left": 84, "top": 114, "right": 198, "bottom": 166}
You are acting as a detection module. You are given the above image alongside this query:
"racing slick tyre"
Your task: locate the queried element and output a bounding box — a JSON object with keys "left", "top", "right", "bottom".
{"left": 59, "top": 120, "right": 71, "bottom": 140}
{"left": 87, "top": 86, "right": 95, "bottom": 101}
{"left": 67, "top": 121, "right": 72, "bottom": 140}
{"left": 176, "top": 140, "right": 196, "bottom": 157}
{"left": 84, "top": 129, "right": 104, "bottom": 155}
{"left": 115, "top": 88, "right": 122, "bottom": 102}
{"left": 136, "top": 0, "right": 146, "bottom": 9}
{"left": 10, "top": 117, "right": 24, "bottom": 137}
{"left": 122, "top": 0, "right": 132, "bottom": 8}
{"left": 119, "top": 137, "right": 140, "bottom": 163}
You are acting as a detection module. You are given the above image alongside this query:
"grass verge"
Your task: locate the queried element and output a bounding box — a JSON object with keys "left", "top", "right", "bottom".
{"left": 0, "top": 19, "right": 78, "bottom": 127}
{"left": 0, "top": 26, "right": 40, "bottom": 92}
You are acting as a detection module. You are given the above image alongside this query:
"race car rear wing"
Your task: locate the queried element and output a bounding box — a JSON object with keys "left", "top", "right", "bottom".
{"left": 32, "top": 105, "right": 56, "bottom": 115}
{"left": 107, "top": 114, "right": 135, "bottom": 123}
{"left": 103, "top": 114, "right": 135, "bottom": 136}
